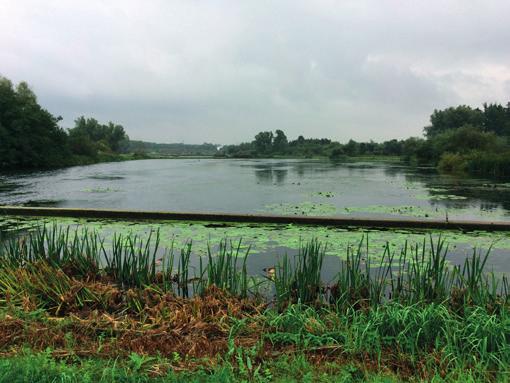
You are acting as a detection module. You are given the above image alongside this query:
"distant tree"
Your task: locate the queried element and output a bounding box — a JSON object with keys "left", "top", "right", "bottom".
{"left": 68, "top": 131, "right": 97, "bottom": 157}
{"left": 381, "top": 139, "right": 403, "bottom": 156}
{"left": 68, "top": 116, "right": 128, "bottom": 155}
{"left": 424, "top": 105, "right": 484, "bottom": 137}
{"left": 432, "top": 124, "right": 501, "bottom": 154}
{"left": 329, "top": 147, "right": 345, "bottom": 160}
{"left": 216, "top": 100, "right": 510, "bottom": 176}
{"left": 273, "top": 129, "right": 288, "bottom": 152}
{"left": 344, "top": 139, "right": 359, "bottom": 156}
{"left": 483, "top": 103, "right": 510, "bottom": 136}
{"left": 253, "top": 131, "right": 274, "bottom": 154}
{"left": 105, "top": 122, "right": 128, "bottom": 152}
{"left": 358, "top": 142, "right": 368, "bottom": 155}
{"left": 401, "top": 137, "right": 426, "bottom": 162}
{"left": 365, "top": 140, "right": 377, "bottom": 155}
{"left": 415, "top": 124, "right": 504, "bottom": 166}
{"left": 129, "top": 141, "right": 219, "bottom": 156}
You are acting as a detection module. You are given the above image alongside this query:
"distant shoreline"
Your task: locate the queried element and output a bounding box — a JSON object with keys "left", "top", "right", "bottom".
{"left": 1, "top": 154, "right": 404, "bottom": 174}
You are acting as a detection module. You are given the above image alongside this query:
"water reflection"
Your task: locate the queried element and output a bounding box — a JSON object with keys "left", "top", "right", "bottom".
{"left": 254, "top": 165, "right": 288, "bottom": 185}
{"left": 404, "top": 170, "right": 510, "bottom": 212}
{"left": 274, "top": 169, "right": 287, "bottom": 184}
{"left": 255, "top": 169, "right": 272, "bottom": 184}
{"left": 1, "top": 159, "right": 510, "bottom": 220}
{"left": 383, "top": 164, "right": 407, "bottom": 178}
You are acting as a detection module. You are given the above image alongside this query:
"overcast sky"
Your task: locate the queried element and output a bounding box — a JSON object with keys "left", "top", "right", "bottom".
{"left": 1, "top": 1, "right": 509, "bottom": 144}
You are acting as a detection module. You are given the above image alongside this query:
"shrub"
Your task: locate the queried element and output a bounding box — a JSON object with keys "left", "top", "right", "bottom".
{"left": 438, "top": 152, "right": 467, "bottom": 173}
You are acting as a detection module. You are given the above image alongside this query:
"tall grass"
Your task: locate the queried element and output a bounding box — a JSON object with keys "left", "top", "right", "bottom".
{"left": 265, "top": 301, "right": 510, "bottom": 380}
{"left": 0, "top": 224, "right": 508, "bottom": 312}
{"left": 274, "top": 239, "right": 325, "bottom": 307}
{"left": 198, "top": 239, "right": 249, "bottom": 298}
{"left": 0, "top": 225, "right": 253, "bottom": 301}
{"left": 332, "top": 237, "right": 392, "bottom": 308}
{"left": 104, "top": 230, "right": 160, "bottom": 287}
{"left": 0, "top": 224, "right": 509, "bottom": 381}
{"left": 1, "top": 225, "right": 102, "bottom": 276}
{"left": 329, "top": 235, "right": 509, "bottom": 311}
{"left": 177, "top": 241, "right": 192, "bottom": 298}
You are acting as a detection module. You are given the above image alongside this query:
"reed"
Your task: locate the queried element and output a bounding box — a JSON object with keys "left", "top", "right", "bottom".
{"left": 0, "top": 224, "right": 509, "bottom": 382}
{"left": 0, "top": 226, "right": 102, "bottom": 276}
{"left": 177, "top": 241, "right": 192, "bottom": 298}
{"left": 332, "top": 236, "right": 393, "bottom": 309}
{"left": 0, "top": 224, "right": 508, "bottom": 313}
{"left": 103, "top": 230, "right": 160, "bottom": 288}
{"left": 273, "top": 238, "right": 325, "bottom": 307}
{"left": 328, "top": 235, "right": 508, "bottom": 312}
{"left": 198, "top": 239, "right": 249, "bottom": 298}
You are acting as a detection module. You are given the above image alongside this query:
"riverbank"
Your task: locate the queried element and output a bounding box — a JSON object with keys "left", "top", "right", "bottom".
{"left": 68, "top": 152, "right": 151, "bottom": 166}
{"left": 0, "top": 152, "right": 150, "bottom": 173}
{"left": 0, "top": 352, "right": 404, "bottom": 382}
{"left": 0, "top": 225, "right": 508, "bottom": 382}
{"left": 1, "top": 300, "right": 502, "bottom": 383}
{"left": 213, "top": 153, "right": 402, "bottom": 162}
{"left": 1, "top": 152, "right": 218, "bottom": 174}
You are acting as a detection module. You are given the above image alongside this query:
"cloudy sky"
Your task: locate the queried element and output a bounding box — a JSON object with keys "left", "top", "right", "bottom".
{"left": 1, "top": 1, "right": 509, "bottom": 144}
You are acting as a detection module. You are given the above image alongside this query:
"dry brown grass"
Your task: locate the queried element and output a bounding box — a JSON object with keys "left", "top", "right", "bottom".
{"left": 0, "top": 286, "right": 265, "bottom": 360}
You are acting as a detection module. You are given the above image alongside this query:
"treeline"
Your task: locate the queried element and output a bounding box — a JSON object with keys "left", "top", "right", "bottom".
{"left": 412, "top": 104, "right": 510, "bottom": 177}
{"left": 218, "top": 130, "right": 408, "bottom": 159}
{"left": 2, "top": 75, "right": 510, "bottom": 177}
{"left": 128, "top": 141, "right": 218, "bottom": 156}
{"left": 218, "top": 103, "right": 510, "bottom": 177}
{"left": 0, "top": 76, "right": 129, "bottom": 170}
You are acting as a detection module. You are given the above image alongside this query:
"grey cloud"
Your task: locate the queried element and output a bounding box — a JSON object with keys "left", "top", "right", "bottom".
{"left": 1, "top": 0, "right": 509, "bottom": 144}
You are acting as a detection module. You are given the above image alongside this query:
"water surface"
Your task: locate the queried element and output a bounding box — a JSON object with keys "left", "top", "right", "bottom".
{"left": 2, "top": 216, "right": 510, "bottom": 278}
{"left": 1, "top": 158, "right": 510, "bottom": 221}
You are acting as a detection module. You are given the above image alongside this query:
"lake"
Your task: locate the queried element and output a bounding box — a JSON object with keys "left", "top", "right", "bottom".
{"left": 2, "top": 158, "right": 510, "bottom": 276}
{"left": 1, "top": 158, "right": 510, "bottom": 221}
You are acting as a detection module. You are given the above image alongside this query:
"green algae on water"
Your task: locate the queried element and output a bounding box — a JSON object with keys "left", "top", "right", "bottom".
{"left": 2, "top": 216, "right": 509, "bottom": 270}
{"left": 264, "top": 202, "right": 337, "bottom": 216}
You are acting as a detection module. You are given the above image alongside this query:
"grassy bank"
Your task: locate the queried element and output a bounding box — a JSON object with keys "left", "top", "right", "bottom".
{"left": 0, "top": 226, "right": 508, "bottom": 381}
{"left": 11, "top": 152, "right": 219, "bottom": 172}
{"left": 0, "top": 351, "right": 495, "bottom": 382}
{"left": 67, "top": 152, "right": 150, "bottom": 166}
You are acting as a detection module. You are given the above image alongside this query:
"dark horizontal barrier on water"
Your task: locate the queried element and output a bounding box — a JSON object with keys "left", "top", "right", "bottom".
{"left": 1, "top": 206, "right": 510, "bottom": 231}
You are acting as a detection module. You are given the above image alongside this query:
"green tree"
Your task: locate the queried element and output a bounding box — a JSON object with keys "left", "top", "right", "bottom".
{"left": 344, "top": 139, "right": 359, "bottom": 156}
{"left": 0, "top": 77, "right": 70, "bottom": 169}
{"left": 273, "top": 129, "right": 288, "bottom": 153}
{"left": 68, "top": 116, "right": 128, "bottom": 155}
{"left": 329, "top": 147, "right": 345, "bottom": 160}
{"left": 483, "top": 103, "right": 510, "bottom": 136}
{"left": 424, "top": 105, "right": 484, "bottom": 137}
{"left": 381, "top": 139, "right": 403, "bottom": 156}
{"left": 106, "top": 122, "right": 128, "bottom": 152}
{"left": 432, "top": 124, "right": 501, "bottom": 154}
{"left": 401, "top": 137, "right": 426, "bottom": 162}
{"left": 253, "top": 131, "right": 274, "bottom": 154}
